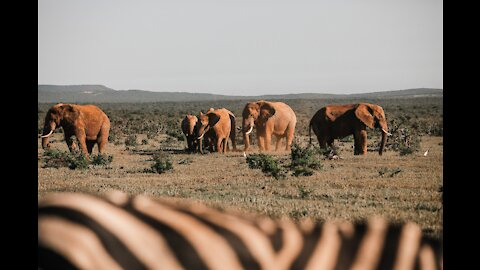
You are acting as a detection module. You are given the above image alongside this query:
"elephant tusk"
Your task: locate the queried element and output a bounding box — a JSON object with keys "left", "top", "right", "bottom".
{"left": 198, "top": 131, "right": 205, "bottom": 140}
{"left": 40, "top": 130, "right": 54, "bottom": 138}
{"left": 245, "top": 126, "right": 254, "bottom": 135}
{"left": 382, "top": 128, "right": 392, "bottom": 136}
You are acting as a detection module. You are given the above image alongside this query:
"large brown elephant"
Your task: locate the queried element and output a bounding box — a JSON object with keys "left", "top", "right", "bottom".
{"left": 197, "top": 108, "right": 235, "bottom": 154}
{"left": 40, "top": 103, "right": 110, "bottom": 160}
{"left": 309, "top": 103, "right": 391, "bottom": 155}
{"left": 242, "top": 100, "right": 297, "bottom": 152}
{"left": 181, "top": 114, "right": 198, "bottom": 152}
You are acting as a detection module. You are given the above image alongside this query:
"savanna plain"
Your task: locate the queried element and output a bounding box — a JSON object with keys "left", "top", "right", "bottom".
{"left": 38, "top": 97, "right": 443, "bottom": 239}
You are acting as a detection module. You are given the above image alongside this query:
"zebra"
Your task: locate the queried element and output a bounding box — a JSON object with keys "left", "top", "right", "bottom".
{"left": 38, "top": 191, "right": 443, "bottom": 270}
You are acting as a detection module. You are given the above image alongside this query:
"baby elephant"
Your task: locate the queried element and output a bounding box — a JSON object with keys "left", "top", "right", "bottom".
{"left": 40, "top": 103, "right": 110, "bottom": 160}
{"left": 197, "top": 108, "right": 236, "bottom": 154}
{"left": 181, "top": 114, "right": 199, "bottom": 152}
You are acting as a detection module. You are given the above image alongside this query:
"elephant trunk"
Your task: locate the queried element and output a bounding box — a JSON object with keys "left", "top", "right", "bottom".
{"left": 198, "top": 136, "right": 203, "bottom": 154}
{"left": 379, "top": 129, "right": 388, "bottom": 155}
{"left": 188, "top": 124, "right": 195, "bottom": 137}
{"left": 242, "top": 119, "right": 254, "bottom": 151}
{"left": 41, "top": 122, "right": 56, "bottom": 149}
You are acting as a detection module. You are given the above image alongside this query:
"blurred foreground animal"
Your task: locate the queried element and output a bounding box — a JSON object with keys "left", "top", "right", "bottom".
{"left": 38, "top": 192, "right": 442, "bottom": 270}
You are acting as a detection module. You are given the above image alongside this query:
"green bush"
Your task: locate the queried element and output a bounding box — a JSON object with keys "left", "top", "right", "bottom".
{"left": 91, "top": 154, "right": 114, "bottom": 166}
{"left": 43, "top": 148, "right": 70, "bottom": 159}
{"left": 148, "top": 153, "right": 173, "bottom": 174}
{"left": 290, "top": 144, "right": 323, "bottom": 176}
{"left": 66, "top": 153, "right": 90, "bottom": 170}
{"left": 42, "top": 149, "right": 112, "bottom": 169}
{"left": 246, "top": 154, "right": 285, "bottom": 179}
{"left": 388, "top": 127, "right": 421, "bottom": 155}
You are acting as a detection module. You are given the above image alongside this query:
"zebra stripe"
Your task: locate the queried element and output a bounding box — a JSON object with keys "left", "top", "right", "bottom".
{"left": 38, "top": 191, "right": 443, "bottom": 270}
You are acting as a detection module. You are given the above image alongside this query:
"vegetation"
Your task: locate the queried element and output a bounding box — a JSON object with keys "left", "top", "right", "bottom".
{"left": 147, "top": 153, "right": 173, "bottom": 174}
{"left": 290, "top": 143, "right": 323, "bottom": 176}
{"left": 38, "top": 96, "right": 443, "bottom": 239}
{"left": 246, "top": 154, "right": 286, "bottom": 179}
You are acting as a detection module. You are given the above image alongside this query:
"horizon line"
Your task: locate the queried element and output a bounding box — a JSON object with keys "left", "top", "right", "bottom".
{"left": 38, "top": 84, "right": 443, "bottom": 97}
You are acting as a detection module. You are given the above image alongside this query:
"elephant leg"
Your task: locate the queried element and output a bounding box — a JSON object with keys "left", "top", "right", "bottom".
{"left": 97, "top": 136, "right": 108, "bottom": 154}
{"left": 225, "top": 131, "right": 231, "bottom": 152}
{"left": 317, "top": 135, "right": 327, "bottom": 149}
{"left": 97, "top": 129, "right": 109, "bottom": 155}
{"left": 275, "top": 135, "right": 282, "bottom": 151}
{"left": 286, "top": 127, "right": 295, "bottom": 152}
{"left": 223, "top": 138, "right": 228, "bottom": 153}
{"left": 353, "top": 130, "right": 367, "bottom": 155}
{"left": 186, "top": 137, "right": 192, "bottom": 151}
{"left": 359, "top": 130, "right": 368, "bottom": 155}
{"left": 64, "top": 133, "right": 77, "bottom": 153}
{"left": 75, "top": 129, "right": 90, "bottom": 160}
{"left": 86, "top": 141, "right": 95, "bottom": 155}
{"left": 216, "top": 137, "right": 224, "bottom": 153}
{"left": 353, "top": 133, "right": 359, "bottom": 155}
{"left": 258, "top": 136, "right": 265, "bottom": 151}
{"left": 264, "top": 132, "right": 272, "bottom": 151}
{"left": 327, "top": 138, "right": 335, "bottom": 149}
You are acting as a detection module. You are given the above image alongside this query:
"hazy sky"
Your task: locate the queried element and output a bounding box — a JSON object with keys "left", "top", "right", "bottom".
{"left": 38, "top": 0, "right": 443, "bottom": 95}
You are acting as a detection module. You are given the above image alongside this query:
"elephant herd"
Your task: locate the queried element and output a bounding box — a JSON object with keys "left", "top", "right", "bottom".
{"left": 40, "top": 101, "right": 392, "bottom": 159}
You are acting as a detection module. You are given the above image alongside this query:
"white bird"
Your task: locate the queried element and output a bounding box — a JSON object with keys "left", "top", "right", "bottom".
{"left": 243, "top": 152, "right": 247, "bottom": 158}
{"left": 424, "top": 149, "right": 429, "bottom": 156}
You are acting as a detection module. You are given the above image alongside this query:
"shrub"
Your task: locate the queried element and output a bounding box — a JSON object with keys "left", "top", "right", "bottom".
{"left": 290, "top": 144, "right": 323, "bottom": 176}
{"left": 148, "top": 153, "right": 173, "bottom": 174}
{"left": 388, "top": 127, "right": 421, "bottom": 155}
{"left": 66, "top": 153, "right": 90, "bottom": 170}
{"left": 43, "top": 148, "right": 70, "bottom": 159}
{"left": 246, "top": 154, "right": 285, "bottom": 179}
{"left": 91, "top": 154, "right": 114, "bottom": 166}
{"left": 42, "top": 149, "right": 71, "bottom": 168}
{"left": 43, "top": 149, "right": 112, "bottom": 169}
{"left": 142, "top": 139, "right": 149, "bottom": 145}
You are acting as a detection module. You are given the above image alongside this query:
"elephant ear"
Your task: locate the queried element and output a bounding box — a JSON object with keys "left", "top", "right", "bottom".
{"left": 354, "top": 104, "right": 375, "bottom": 129}
{"left": 258, "top": 102, "right": 276, "bottom": 120}
{"left": 59, "top": 104, "right": 80, "bottom": 122}
{"left": 207, "top": 112, "right": 221, "bottom": 127}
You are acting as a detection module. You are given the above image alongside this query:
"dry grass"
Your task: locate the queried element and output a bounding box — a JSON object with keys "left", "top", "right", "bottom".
{"left": 38, "top": 132, "right": 442, "bottom": 238}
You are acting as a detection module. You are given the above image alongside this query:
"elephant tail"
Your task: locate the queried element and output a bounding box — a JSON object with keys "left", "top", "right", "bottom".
{"left": 309, "top": 120, "right": 313, "bottom": 146}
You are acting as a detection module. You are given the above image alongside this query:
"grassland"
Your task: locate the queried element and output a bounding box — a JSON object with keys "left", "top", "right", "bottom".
{"left": 38, "top": 97, "right": 443, "bottom": 238}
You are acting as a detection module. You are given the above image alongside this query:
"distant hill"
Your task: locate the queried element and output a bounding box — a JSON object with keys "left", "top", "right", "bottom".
{"left": 38, "top": 85, "right": 442, "bottom": 103}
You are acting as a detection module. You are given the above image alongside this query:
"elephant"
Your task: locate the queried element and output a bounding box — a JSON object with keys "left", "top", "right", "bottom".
{"left": 181, "top": 114, "right": 199, "bottom": 152}
{"left": 309, "top": 103, "right": 391, "bottom": 155}
{"left": 242, "top": 100, "right": 297, "bottom": 152}
{"left": 197, "top": 108, "right": 236, "bottom": 154}
{"left": 40, "top": 103, "right": 111, "bottom": 160}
